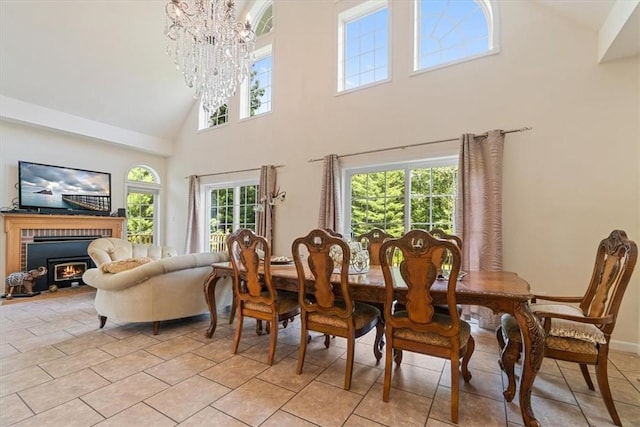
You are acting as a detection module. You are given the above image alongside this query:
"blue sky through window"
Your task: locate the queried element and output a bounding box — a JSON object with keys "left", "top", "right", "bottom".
{"left": 251, "top": 55, "right": 272, "bottom": 115}
{"left": 418, "top": 0, "right": 489, "bottom": 70}
{"left": 344, "top": 7, "right": 388, "bottom": 91}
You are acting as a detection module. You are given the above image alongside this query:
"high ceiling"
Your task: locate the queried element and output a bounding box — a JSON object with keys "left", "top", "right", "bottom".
{"left": 0, "top": 0, "right": 636, "bottom": 148}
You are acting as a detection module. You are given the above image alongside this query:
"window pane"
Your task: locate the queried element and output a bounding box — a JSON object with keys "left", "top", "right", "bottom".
{"left": 350, "top": 169, "right": 405, "bottom": 238}
{"left": 409, "top": 166, "right": 456, "bottom": 231}
{"left": 126, "top": 191, "right": 154, "bottom": 244}
{"left": 350, "top": 163, "right": 456, "bottom": 238}
{"left": 416, "top": 0, "right": 490, "bottom": 71}
{"left": 207, "top": 104, "right": 228, "bottom": 128}
{"left": 251, "top": 56, "right": 272, "bottom": 116}
{"left": 211, "top": 188, "right": 233, "bottom": 233}
{"left": 341, "top": 5, "right": 388, "bottom": 91}
{"left": 239, "top": 184, "right": 258, "bottom": 230}
{"left": 255, "top": 4, "right": 273, "bottom": 36}
{"left": 208, "top": 183, "right": 259, "bottom": 251}
{"left": 127, "top": 166, "right": 156, "bottom": 183}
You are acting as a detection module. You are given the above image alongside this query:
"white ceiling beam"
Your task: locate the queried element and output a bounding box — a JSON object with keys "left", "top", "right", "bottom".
{"left": 0, "top": 96, "right": 174, "bottom": 158}
{"left": 598, "top": 0, "right": 640, "bottom": 63}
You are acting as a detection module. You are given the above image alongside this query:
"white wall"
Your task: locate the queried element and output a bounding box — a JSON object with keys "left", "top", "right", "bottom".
{"left": 0, "top": 120, "right": 168, "bottom": 274}
{"left": 166, "top": 1, "right": 640, "bottom": 349}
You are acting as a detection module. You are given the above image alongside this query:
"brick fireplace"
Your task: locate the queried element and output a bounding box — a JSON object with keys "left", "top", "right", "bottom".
{"left": 2, "top": 214, "right": 125, "bottom": 288}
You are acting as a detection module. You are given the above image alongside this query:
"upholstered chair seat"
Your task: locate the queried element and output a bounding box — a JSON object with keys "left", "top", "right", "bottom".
{"left": 307, "top": 301, "right": 381, "bottom": 330}
{"left": 244, "top": 292, "right": 299, "bottom": 315}
{"left": 500, "top": 312, "right": 602, "bottom": 354}
{"left": 393, "top": 311, "right": 472, "bottom": 348}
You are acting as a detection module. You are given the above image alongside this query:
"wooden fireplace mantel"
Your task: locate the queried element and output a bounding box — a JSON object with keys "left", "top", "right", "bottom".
{"left": 2, "top": 213, "right": 125, "bottom": 277}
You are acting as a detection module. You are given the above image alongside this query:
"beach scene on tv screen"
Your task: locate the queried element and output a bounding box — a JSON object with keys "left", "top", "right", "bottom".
{"left": 21, "top": 163, "right": 110, "bottom": 212}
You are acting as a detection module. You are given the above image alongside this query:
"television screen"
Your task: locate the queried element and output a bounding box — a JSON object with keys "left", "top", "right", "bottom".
{"left": 19, "top": 161, "right": 111, "bottom": 214}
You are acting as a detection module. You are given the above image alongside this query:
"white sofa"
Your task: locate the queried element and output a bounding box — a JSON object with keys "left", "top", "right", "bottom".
{"left": 82, "top": 238, "right": 232, "bottom": 334}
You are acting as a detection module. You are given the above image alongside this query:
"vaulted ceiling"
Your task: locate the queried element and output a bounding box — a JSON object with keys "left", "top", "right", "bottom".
{"left": 0, "top": 0, "right": 637, "bottom": 154}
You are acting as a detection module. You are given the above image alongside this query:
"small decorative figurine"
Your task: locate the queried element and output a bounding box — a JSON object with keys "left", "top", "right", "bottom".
{"left": 3, "top": 266, "right": 47, "bottom": 299}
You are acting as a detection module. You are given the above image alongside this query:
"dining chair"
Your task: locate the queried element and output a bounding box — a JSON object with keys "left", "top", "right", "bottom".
{"left": 386, "top": 227, "right": 465, "bottom": 367}
{"left": 496, "top": 230, "right": 637, "bottom": 426}
{"left": 356, "top": 228, "right": 394, "bottom": 266}
{"left": 379, "top": 229, "right": 474, "bottom": 424}
{"left": 227, "top": 228, "right": 300, "bottom": 365}
{"left": 428, "top": 228, "right": 465, "bottom": 315}
{"left": 429, "top": 228, "right": 463, "bottom": 274}
{"left": 291, "top": 228, "right": 384, "bottom": 390}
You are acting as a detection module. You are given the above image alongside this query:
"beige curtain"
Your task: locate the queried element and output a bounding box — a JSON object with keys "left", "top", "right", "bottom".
{"left": 455, "top": 130, "right": 504, "bottom": 329}
{"left": 318, "top": 154, "right": 342, "bottom": 231}
{"left": 257, "top": 165, "right": 277, "bottom": 245}
{"left": 185, "top": 175, "right": 203, "bottom": 253}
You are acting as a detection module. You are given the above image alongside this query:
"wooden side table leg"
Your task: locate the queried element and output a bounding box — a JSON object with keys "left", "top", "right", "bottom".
{"left": 513, "top": 302, "right": 546, "bottom": 427}
{"left": 204, "top": 270, "right": 222, "bottom": 338}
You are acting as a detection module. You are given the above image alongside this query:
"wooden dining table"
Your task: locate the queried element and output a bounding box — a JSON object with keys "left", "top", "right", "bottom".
{"left": 203, "top": 262, "right": 545, "bottom": 427}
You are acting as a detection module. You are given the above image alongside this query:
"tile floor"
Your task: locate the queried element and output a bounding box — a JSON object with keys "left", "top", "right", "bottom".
{"left": 1, "top": 290, "right": 639, "bottom": 427}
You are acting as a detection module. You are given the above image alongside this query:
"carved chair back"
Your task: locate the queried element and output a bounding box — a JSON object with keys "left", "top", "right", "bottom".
{"left": 580, "top": 230, "right": 637, "bottom": 335}
{"left": 227, "top": 228, "right": 275, "bottom": 307}
{"left": 291, "top": 228, "right": 353, "bottom": 319}
{"left": 357, "top": 228, "right": 394, "bottom": 266}
{"left": 429, "top": 229, "right": 463, "bottom": 274}
{"left": 380, "top": 229, "right": 462, "bottom": 335}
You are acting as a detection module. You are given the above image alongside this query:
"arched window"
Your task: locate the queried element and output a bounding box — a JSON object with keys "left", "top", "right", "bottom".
{"left": 254, "top": 3, "right": 273, "bottom": 36}
{"left": 125, "top": 166, "right": 161, "bottom": 245}
{"left": 414, "top": 0, "right": 498, "bottom": 72}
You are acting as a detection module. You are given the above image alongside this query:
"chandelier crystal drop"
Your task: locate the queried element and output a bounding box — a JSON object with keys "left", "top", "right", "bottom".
{"left": 165, "top": 0, "right": 255, "bottom": 113}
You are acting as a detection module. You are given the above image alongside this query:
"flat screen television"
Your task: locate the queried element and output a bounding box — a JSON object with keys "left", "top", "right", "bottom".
{"left": 18, "top": 161, "right": 112, "bottom": 215}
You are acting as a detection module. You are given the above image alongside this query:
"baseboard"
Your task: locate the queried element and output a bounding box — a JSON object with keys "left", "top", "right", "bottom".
{"left": 610, "top": 339, "right": 640, "bottom": 355}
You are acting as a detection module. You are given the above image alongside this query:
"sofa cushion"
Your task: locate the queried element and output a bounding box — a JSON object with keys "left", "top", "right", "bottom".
{"left": 101, "top": 257, "right": 153, "bottom": 274}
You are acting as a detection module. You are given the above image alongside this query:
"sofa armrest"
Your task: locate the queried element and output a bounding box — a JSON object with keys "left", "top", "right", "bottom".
{"left": 83, "top": 251, "right": 229, "bottom": 292}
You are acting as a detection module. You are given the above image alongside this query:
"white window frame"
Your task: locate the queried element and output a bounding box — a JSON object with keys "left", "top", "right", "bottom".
{"left": 198, "top": 102, "right": 229, "bottom": 131}
{"left": 337, "top": 0, "right": 390, "bottom": 93}
{"left": 125, "top": 166, "right": 162, "bottom": 245}
{"left": 343, "top": 156, "right": 458, "bottom": 237}
{"left": 203, "top": 179, "right": 259, "bottom": 250}
{"left": 412, "top": 0, "right": 499, "bottom": 74}
{"left": 248, "top": 0, "right": 274, "bottom": 37}
{"left": 240, "top": 44, "right": 273, "bottom": 120}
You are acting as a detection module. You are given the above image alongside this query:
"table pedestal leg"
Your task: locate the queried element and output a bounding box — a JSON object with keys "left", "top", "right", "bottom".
{"left": 513, "top": 302, "right": 546, "bottom": 427}
{"left": 204, "top": 271, "right": 222, "bottom": 338}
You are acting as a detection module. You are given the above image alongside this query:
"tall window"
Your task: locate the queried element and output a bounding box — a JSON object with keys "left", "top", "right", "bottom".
{"left": 206, "top": 182, "right": 259, "bottom": 251}
{"left": 414, "top": 0, "right": 497, "bottom": 72}
{"left": 126, "top": 166, "right": 161, "bottom": 244}
{"left": 346, "top": 159, "right": 457, "bottom": 238}
{"left": 240, "top": 45, "right": 272, "bottom": 119}
{"left": 338, "top": 0, "right": 389, "bottom": 92}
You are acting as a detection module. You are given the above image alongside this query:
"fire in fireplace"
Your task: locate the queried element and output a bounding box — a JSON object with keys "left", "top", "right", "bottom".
{"left": 50, "top": 258, "right": 89, "bottom": 285}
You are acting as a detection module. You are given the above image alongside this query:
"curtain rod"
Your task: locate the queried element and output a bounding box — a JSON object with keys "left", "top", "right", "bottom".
{"left": 185, "top": 164, "right": 284, "bottom": 179}
{"left": 307, "top": 126, "right": 532, "bottom": 163}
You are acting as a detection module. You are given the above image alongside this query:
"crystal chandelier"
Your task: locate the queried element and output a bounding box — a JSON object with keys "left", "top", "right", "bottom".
{"left": 165, "top": 0, "right": 255, "bottom": 113}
